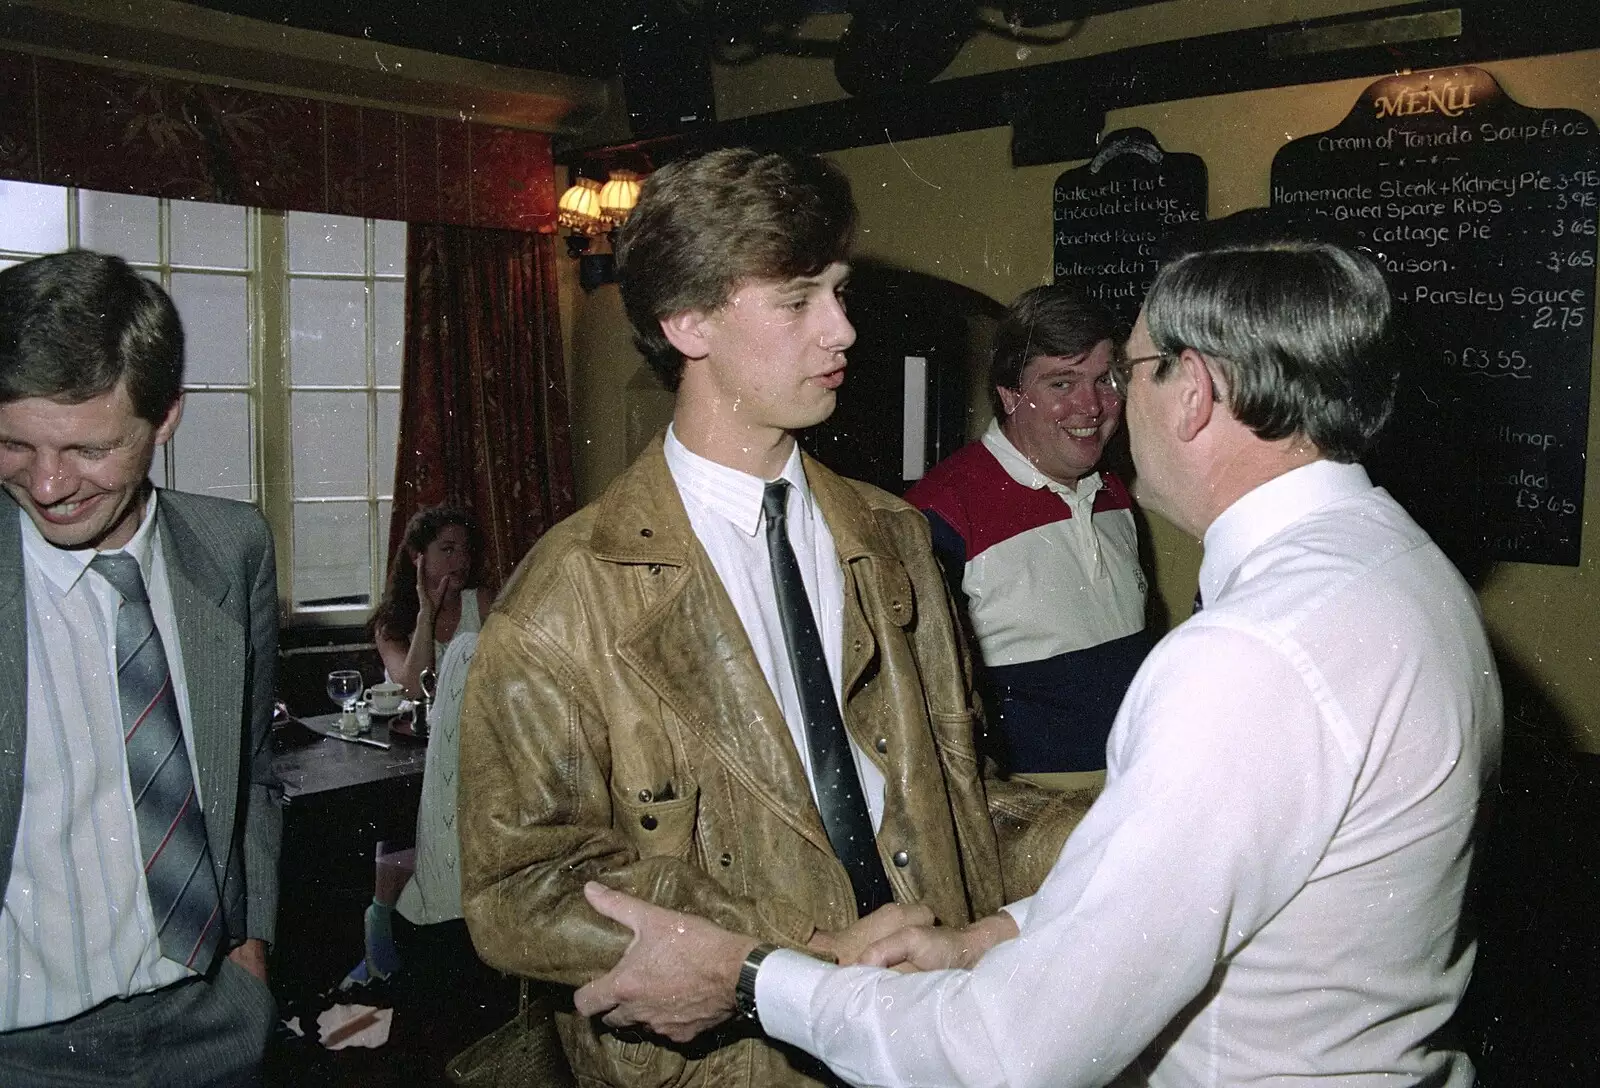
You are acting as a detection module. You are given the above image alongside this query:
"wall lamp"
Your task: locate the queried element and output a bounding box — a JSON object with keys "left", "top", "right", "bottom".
{"left": 557, "top": 170, "right": 642, "bottom": 290}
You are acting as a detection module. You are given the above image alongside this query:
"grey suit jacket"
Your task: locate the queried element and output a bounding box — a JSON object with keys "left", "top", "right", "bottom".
{"left": 0, "top": 488, "right": 283, "bottom": 948}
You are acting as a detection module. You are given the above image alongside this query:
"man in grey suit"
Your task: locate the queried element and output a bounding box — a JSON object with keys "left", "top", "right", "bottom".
{"left": 0, "top": 250, "right": 282, "bottom": 1086}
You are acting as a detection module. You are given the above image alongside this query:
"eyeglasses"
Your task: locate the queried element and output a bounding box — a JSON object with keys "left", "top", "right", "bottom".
{"left": 1107, "top": 350, "right": 1169, "bottom": 398}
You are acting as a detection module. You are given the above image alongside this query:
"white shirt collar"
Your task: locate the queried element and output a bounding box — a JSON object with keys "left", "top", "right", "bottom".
{"left": 981, "top": 418, "right": 1102, "bottom": 501}
{"left": 1199, "top": 460, "right": 1372, "bottom": 605}
{"left": 663, "top": 425, "right": 812, "bottom": 537}
{"left": 19, "top": 487, "right": 161, "bottom": 594}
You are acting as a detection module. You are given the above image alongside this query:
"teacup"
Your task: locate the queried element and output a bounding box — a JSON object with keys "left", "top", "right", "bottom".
{"left": 366, "top": 681, "right": 406, "bottom": 715}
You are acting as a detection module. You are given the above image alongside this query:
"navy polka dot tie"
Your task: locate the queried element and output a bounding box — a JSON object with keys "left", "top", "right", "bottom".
{"left": 763, "top": 481, "right": 892, "bottom": 916}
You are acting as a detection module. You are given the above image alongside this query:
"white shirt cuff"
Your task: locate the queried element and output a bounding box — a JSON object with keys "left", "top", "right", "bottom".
{"left": 755, "top": 947, "right": 835, "bottom": 1050}
{"left": 1000, "top": 896, "right": 1031, "bottom": 930}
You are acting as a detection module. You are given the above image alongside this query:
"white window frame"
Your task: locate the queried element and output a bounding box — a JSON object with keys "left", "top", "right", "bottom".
{"left": 280, "top": 216, "right": 404, "bottom": 619}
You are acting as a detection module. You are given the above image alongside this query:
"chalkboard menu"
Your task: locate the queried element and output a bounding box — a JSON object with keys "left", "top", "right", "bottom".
{"left": 1052, "top": 128, "right": 1207, "bottom": 329}
{"left": 1273, "top": 67, "right": 1599, "bottom": 568}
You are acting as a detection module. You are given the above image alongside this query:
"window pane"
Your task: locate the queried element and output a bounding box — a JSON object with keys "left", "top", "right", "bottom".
{"left": 172, "top": 392, "right": 252, "bottom": 502}
{"left": 0, "top": 181, "right": 68, "bottom": 253}
{"left": 287, "top": 211, "right": 364, "bottom": 274}
{"left": 293, "top": 501, "right": 371, "bottom": 608}
{"left": 170, "top": 273, "right": 249, "bottom": 385}
{"left": 374, "top": 220, "right": 406, "bottom": 277}
{"left": 374, "top": 279, "right": 404, "bottom": 386}
{"left": 290, "top": 278, "right": 367, "bottom": 385}
{"left": 171, "top": 200, "right": 247, "bottom": 269}
{"left": 80, "top": 190, "right": 160, "bottom": 263}
{"left": 378, "top": 499, "right": 393, "bottom": 586}
{"left": 291, "top": 391, "right": 368, "bottom": 498}
{"left": 376, "top": 391, "right": 400, "bottom": 499}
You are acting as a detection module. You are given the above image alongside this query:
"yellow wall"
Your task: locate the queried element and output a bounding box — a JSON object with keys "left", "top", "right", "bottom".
{"left": 562, "top": 47, "right": 1600, "bottom": 751}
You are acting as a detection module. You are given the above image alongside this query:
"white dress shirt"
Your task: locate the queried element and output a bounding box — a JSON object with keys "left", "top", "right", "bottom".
{"left": 1, "top": 492, "right": 202, "bottom": 1031}
{"left": 664, "top": 426, "right": 885, "bottom": 829}
{"left": 758, "top": 460, "right": 1501, "bottom": 1088}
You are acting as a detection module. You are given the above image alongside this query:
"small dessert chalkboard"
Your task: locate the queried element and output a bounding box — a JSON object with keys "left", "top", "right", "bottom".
{"left": 1052, "top": 128, "right": 1207, "bottom": 330}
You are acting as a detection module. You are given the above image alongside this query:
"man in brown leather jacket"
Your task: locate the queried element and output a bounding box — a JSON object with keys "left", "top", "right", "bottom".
{"left": 458, "top": 148, "right": 1084, "bottom": 1088}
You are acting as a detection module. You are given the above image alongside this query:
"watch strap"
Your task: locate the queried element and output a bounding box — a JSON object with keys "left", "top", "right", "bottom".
{"left": 735, "top": 943, "right": 778, "bottom": 1021}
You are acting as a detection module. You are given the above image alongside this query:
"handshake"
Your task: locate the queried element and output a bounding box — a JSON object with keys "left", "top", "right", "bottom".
{"left": 572, "top": 882, "right": 1018, "bottom": 1044}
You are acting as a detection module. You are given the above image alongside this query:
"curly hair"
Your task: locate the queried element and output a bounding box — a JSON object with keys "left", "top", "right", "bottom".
{"left": 369, "top": 504, "right": 483, "bottom": 644}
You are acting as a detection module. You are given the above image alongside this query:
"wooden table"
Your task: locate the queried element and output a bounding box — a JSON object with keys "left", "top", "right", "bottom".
{"left": 270, "top": 711, "right": 428, "bottom": 998}
{"left": 273, "top": 711, "right": 428, "bottom": 799}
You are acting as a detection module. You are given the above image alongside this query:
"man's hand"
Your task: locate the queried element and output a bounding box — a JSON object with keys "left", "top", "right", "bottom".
{"left": 859, "top": 910, "right": 1019, "bottom": 972}
{"left": 573, "top": 882, "right": 758, "bottom": 1043}
{"left": 808, "top": 901, "right": 935, "bottom": 966}
{"left": 228, "top": 938, "right": 270, "bottom": 983}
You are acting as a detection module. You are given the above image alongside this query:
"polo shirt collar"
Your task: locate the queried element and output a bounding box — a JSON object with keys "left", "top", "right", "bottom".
{"left": 981, "top": 418, "right": 1102, "bottom": 501}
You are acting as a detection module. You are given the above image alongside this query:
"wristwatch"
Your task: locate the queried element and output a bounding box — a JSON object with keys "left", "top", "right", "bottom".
{"left": 734, "top": 943, "right": 778, "bottom": 1022}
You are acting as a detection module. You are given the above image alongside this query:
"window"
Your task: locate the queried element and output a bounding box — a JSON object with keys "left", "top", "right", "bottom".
{"left": 284, "top": 212, "right": 406, "bottom": 612}
{"left": 0, "top": 181, "right": 406, "bottom": 624}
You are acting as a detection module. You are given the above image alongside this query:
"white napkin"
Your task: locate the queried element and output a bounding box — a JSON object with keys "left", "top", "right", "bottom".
{"left": 317, "top": 1003, "right": 394, "bottom": 1050}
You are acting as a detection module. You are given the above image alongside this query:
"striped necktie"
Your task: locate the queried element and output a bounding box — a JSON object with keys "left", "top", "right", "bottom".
{"left": 91, "top": 553, "right": 223, "bottom": 971}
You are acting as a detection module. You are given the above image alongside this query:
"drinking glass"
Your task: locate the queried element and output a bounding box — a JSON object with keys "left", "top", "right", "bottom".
{"left": 326, "top": 670, "right": 363, "bottom": 715}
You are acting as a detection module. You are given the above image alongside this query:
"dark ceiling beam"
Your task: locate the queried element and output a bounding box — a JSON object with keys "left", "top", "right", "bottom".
{"left": 558, "top": 0, "right": 1600, "bottom": 171}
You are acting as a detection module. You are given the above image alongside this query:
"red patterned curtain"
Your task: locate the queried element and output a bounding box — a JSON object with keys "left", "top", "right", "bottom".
{"left": 390, "top": 224, "right": 575, "bottom": 589}
{"left": 0, "top": 50, "right": 557, "bottom": 231}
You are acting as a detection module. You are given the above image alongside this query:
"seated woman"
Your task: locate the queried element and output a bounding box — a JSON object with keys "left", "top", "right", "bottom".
{"left": 394, "top": 631, "right": 477, "bottom": 928}
{"left": 345, "top": 634, "right": 485, "bottom": 988}
{"left": 371, "top": 504, "right": 493, "bottom": 698}
{"left": 345, "top": 506, "right": 492, "bottom": 987}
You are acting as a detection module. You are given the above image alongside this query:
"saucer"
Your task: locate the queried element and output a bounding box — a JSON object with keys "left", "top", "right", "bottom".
{"left": 388, "top": 715, "right": 426, "bottom": 740}
{"left": 367, "top": 701, "right": 409, "bottom": 719}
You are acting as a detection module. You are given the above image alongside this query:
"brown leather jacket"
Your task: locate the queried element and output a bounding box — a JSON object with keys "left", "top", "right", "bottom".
{"left": 460, "top": 440, "right": 1083, "bottom": 1088}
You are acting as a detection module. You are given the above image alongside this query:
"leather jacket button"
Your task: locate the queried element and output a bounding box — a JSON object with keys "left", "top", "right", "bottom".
{"left": 892, "top": 850, "right": 909, "bottom": 868}
{"left": 648, "top": 564, "right": 660, "bottom": 575}
{"left": 641, "top": 815, "right": 658, "bottom": 831}
{"left": 719, "top": 853, "right": 733, "bottom": 867}
{"left": 637, "top": 789, "right": 653, "bottom": 803}
{"left": 874, "top": 737, "right": 888, "bottom": 754}
{"left": 640, "top": 528, "right": 653, "bottom": 537}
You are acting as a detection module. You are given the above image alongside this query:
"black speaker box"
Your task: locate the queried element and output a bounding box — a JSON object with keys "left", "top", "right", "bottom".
{"left": 619, "top": 11, "right": 717, "bottom": 138}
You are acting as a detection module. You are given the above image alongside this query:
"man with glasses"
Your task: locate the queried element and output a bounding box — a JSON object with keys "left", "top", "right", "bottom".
{"left": 573, "top": 215, "right": 1503, "bottom": 1088}
{"left": 905, "top": 286, "right": 1152, "bottom": 790}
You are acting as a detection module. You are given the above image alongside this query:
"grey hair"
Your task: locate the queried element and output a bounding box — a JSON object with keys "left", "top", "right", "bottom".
{"left": 1142, "top": 238, "right": 1396, "bottom": 462}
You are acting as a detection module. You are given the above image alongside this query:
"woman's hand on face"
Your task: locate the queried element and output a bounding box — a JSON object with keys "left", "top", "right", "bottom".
{"left": 414, "top": 552, "right": 439, "bottom": 617}
{"left": 439, "top": 571, "right": 464, "bottom": 602}
{"left": 415, "top": 552, "right": 462, "bottom": 618}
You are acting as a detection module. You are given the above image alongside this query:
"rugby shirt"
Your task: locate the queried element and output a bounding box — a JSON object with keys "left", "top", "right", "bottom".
{"left": 905, "top": 421, "right": 1152, "bottom": 771}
